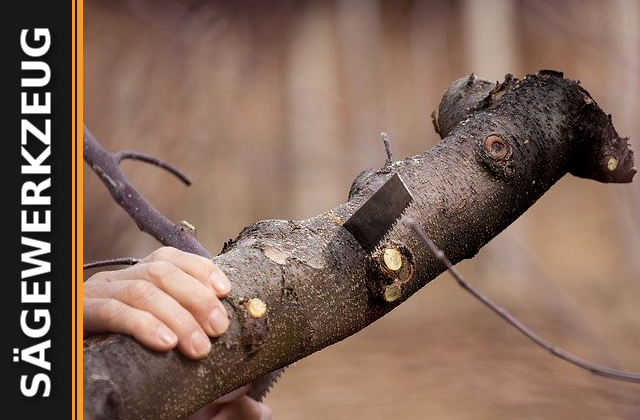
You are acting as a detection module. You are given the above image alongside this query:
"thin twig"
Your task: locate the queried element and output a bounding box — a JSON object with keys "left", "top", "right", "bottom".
{"left": 114, "top": 150, "right": 192, "bottom": 186}
{"left": 380, "top": 132, "right": 393, "bottom": 164}
{"left": 83, "top": 257, "right": 141, "bottom": 271}
{"left": 83, "top": 123, "right": 212, "bottom": 258}
{"left": 405, "top": 217, "right": 640, "bottom": 384}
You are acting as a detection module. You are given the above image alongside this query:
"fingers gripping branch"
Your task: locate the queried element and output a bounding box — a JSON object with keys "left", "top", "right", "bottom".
{"left": 83, "top": 124, "right": 285, "bottom": 415}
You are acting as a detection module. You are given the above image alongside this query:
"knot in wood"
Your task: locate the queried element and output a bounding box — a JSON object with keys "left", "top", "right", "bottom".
{"left": 382, "top": 248, "right": 402, "bottom": 271}
{"left": 606, "top": 156, "right": 618, "bottom": 171}
{"left": 247, "top": 298, "right": 267, "bottom": 318}
{"left": 485, "top": 135, "right": 509, "bottom": 159}
{"left": 367, "top": 242, "right": 415, "bottom": 303}
{"left": 478, "top": 134, "right": 515, "bottom": 179}
{"left": 382, "top": 284, "right": 402, "bottom": 303}
{"left": 239, "top": 297, "right": 269, "bottom": 354}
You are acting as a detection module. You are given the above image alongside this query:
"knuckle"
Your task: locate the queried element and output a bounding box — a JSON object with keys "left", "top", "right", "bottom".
{"left": 194, "top": 288, "right": 217, "bottom": 307}
{"left": 189, "top": 292, "right": 219, "bottom": 320}
{"left": 125, "top": 279, "right": 157, "bottom": 302}
{"left": 200, "top": 258, "right": 216, "bottom": 272}
{"left": 145, "top": 260, "right": 177, "bottom": 284}
{"left": 149, "top": 246, "right": 178, "bottom": 262}
{"left": 130, "top": 312, "right": 157, "bottom": 332}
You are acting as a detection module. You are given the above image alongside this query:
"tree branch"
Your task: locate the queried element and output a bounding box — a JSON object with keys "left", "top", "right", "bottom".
{"left": 83, "top": 70, "right": 636, "bottom": 420}
{"left": 83, "top": 125, "right": 210, "bottom": 257}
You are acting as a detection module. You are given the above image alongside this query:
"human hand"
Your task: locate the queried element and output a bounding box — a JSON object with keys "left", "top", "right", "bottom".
{"left": 83, "top": 246, "right": 272, "bottom": 419}
{"left": 83, "top": 246, "right": 231, "bottom": 359}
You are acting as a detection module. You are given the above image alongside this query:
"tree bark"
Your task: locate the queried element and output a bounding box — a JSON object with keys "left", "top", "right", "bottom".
{"left": 83, "top": 70, "right": 635, "bottom": 420}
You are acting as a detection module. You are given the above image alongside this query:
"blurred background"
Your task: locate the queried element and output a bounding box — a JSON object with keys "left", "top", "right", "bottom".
{"left": 83, "top": 0, "right": 640, "bottom": 418}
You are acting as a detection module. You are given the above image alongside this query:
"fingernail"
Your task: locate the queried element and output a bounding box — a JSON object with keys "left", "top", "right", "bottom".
{"left": 208, "top": 306, "right": 230, "bottom": 335}
{"left": 156, "top": 325, "right": 177, "bottom": 347}
{"left": 210, "top": 271, "right": 231, "bottom": 295}
{"left": 190, "top": 331, "right": 211, "bottom": 357}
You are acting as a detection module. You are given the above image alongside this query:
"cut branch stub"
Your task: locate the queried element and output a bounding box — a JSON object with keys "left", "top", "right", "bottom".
{"left": 239, "top": 297, "right": 269, "bottom": 354}
{"left": 368, "top": 242, "right": 416, "bottom": 303}
{"left": 569, "top": 105, "right": 636, "bottom": 183}
{"left": 83, "top": 70, "right": 635, "bottom": 420}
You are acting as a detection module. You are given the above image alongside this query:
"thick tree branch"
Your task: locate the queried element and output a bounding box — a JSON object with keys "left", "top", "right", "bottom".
{"left": 83, "top": 71, "right": 635, "bottom": 420}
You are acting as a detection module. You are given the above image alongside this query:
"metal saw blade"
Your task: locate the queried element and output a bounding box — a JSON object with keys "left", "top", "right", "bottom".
{"left": 343, "top": 173, "right": 414, "bottom": 253}
{"left": 248, "top": 174, "right": 413, "bottom": 402}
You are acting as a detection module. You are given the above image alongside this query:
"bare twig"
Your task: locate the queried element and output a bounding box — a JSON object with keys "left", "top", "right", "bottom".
{"left": 380, "top": 132, "right": 393, "bottom": 164}
{"left": 83, "top": 123, "right": 212, "bottom": 258}
{"left": 114, "top": 150, "right": 192, "bottom": 186}
{"left": 83, "top": 257, "right": 141, "bottom": 271}
{"left": 405, "top": 217, "right": 640, "bottom": 384}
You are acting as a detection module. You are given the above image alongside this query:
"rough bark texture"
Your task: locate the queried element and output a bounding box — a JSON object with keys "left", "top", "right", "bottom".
{"left": 83, "top": 70, "right": 635, "bottom": 420}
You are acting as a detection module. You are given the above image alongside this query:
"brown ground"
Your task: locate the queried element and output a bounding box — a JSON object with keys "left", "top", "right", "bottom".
{"left": 84, "top": 1, "right": 640, "bottom": 418}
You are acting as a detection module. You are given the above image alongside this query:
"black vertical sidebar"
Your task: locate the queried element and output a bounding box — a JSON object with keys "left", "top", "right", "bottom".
{"left": 0, "top": 2, "right": 72, "bottom": 417}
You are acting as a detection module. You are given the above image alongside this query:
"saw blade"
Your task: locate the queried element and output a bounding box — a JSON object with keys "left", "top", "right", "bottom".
{"left": 343, "top": 173, "right": 414, "bottom": 253}
{"left": 247, "top": 366, "right": 289, "bottom": 402}
{"left": 246, "top": 174, "right": 413, "bottom": 402}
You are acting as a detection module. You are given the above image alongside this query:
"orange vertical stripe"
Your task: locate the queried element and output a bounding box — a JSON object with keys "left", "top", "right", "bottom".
{"left": 74, "top": 0, "right": 84, "bottom": 418}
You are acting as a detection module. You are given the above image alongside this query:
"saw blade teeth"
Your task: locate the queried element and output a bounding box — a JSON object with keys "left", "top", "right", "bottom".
{"left": 247, "top": 365, "right": 290, "bottom": 401}
{"left": 343, "top": 173, "right": 414, "bottom": 254}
